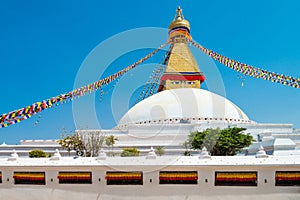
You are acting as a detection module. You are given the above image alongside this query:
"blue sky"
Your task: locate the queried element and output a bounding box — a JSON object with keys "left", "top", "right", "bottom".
{"left": 0, "top": 0, "right": 300, "bottom": 144}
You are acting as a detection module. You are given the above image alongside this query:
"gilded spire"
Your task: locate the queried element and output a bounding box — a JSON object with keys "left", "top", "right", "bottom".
{"left": 158, "top": 6, "right": 205, "bottom": 92}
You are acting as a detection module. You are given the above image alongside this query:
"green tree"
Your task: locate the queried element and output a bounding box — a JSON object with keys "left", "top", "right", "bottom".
{"left": 105, "top": 135, "right": 118, "bottom": 156}
{"left": 155, "top": 146, "right": 165, "bottom": 156}
{"left": 187, "top": 127, "right": 253, "bottom": 156}
{"left": 29, "top": 149, "right": 46, "bottom": 158}
{"left": 121, "top": 148, "right": 140, "bottom": 157}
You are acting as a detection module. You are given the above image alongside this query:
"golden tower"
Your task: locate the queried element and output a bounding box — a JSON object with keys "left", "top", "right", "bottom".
{"left": 158, "top": 6, "right": 205, "bottom": 92}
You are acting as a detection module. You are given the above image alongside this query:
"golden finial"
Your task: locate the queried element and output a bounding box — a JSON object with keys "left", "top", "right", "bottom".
{"left": 175, "top": 6, "right": 184, "bottom": 20}
{"left": 168, "top": 6, "right": 190, "bottom": 31}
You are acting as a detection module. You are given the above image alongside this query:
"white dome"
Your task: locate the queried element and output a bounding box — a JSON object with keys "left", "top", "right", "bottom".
{"left": 119, "top": 88, "right": 250, "bottom": 125}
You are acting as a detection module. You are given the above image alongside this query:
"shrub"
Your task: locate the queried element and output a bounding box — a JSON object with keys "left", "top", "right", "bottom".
{"left": 29, "top": 149, "right": 47, "bottom": 158}
{"left": 121, "top": 148, "right": 140, "bottom": 157}
{"left": 155, "top": 146, "right": 165, "bottom": 156}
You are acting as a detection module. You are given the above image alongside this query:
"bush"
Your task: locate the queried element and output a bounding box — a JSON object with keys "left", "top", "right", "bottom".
{"left": 155, "top": 146, "right": 165, "bottom": 156}
{"left": 29, "top": 149, "right": 47, "bottom": 158}
{"left": 121, "top": 148, "right": 140, "bottom": 157}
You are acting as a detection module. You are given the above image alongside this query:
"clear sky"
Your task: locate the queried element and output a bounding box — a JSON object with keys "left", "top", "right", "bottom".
{"left": 0, "top": 0, "right": 300, "bottom": 144}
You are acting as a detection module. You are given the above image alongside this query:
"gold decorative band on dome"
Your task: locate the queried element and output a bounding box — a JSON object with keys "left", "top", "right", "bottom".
{"left": 105, "top": 171, "right": 143, "bottom": 185}
{"left": 159, "top": 171, "right": 198, "bottom": 184}
{"left": 57, "top": 171, "right": 92, "bottom": 184}
{"left": 275, "top": 171, "right": 300, "bottom": 186}
{"left": 215, "top": 172, "right": 257, "bottom": 186}
{"left": 13, "top": 172, "right": 45, "bottom": 185}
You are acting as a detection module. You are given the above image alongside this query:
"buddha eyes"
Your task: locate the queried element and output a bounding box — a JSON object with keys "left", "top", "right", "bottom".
{"left": 172, "top": 81, "right": 194, "bottom": 85}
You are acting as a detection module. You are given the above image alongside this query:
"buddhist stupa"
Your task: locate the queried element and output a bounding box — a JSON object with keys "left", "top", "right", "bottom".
{"left": 120, "top": 7, "right": 248, "bottom": 126}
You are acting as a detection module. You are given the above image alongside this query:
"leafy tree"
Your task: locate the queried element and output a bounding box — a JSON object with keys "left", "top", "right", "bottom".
{"left": 121, "top": 148, "right": 140, "bottom": 157}
{"left": 58, "top": 133, "right": 85, "bottom": 156}
{"left": 187, "top": 127, "right": 253, "bottom": 156}
{"left": 155, "top": 146, "right": 165, "bottom": 156}
{"left": 105, "top": 135, "right": 118, "bottom": 156}
{"left": 29, "top": 149, "right": 46, "bottom": 158}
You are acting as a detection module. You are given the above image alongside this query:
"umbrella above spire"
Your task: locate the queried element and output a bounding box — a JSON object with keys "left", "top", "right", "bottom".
{"left": 169, "top": 6, "right": 190, "bottom": 31}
